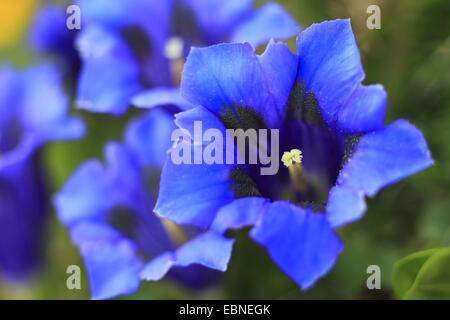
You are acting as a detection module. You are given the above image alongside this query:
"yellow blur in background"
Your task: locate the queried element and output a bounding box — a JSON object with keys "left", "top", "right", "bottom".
{"left": 0, "top": 0, "right": 38, "bottom": 48}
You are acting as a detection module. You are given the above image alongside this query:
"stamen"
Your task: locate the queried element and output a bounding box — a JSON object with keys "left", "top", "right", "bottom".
{"left": 164, "top": 37, "right": 184, "bottom": 60}
{"left": 161, "top": 218, "right": 188, "bottom": 246}
{"left": 165, "top": 37, "right": 184, "bottom": 85}
{"left": 282, "top": 149, "right": 308, "bottom": 193}
{"left": 281, "top": 149, "right": 303, "bottom": 167}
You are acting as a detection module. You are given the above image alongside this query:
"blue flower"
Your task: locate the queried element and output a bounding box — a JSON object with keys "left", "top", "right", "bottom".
{"left": 54, "top": 109, "right": 233, "bottom": 299}
{"left": 0, "top": 64, "right": 84, "bottom": 282}
{"left": 154, "top": 20, "right": 434, "bottom": 289}
{"left": 73, "top": 0, "right": 299, "bottom": 114}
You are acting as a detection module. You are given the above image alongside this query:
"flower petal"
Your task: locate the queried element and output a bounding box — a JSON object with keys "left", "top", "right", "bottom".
{"left": 76, "top": 26, "right": 142, "bottom": 115}
{"left": 71, "top": 222, "right": 143, "bottom": 300}
{"left": 29, "top": 5, "right": 77, "bottom": 64}
{"left": 231, "top": 3, "right": 299, "bottom": 48}
{"left": 337, "top": 84, "right": 387, "bottom": 134}
{"left": 258, "top": 40, "right": 298, "bottom": 116}
{"left": 20, "top": 64, "right": 85, "bottom": 141}
{"left": 296, "top": 19, "right": 365, "bottom": 129}
{"left": 55, "top": 161, "right": 112, "bottom": 226}
{"left": 155, "top": 107, "right": 236, "bottom": 228}
{"left": 181, "top": 43, "right": 281, "bottom": 128}
{"left": 0, "top": 156, "right": 46, "bottom": 281}
{"left": 125, "top": 109, "right": 177, "bottom": 168}
{"left": 326, "top": 186, "right": 366, "bottom": 228}
{"left": 131, "top": 87, "right": 196, "bottom": 111}
{"left": 183, "top": 0, "right": 253, "bottom": 43}
{"left": 250, "top": 201, "right": 343, "bottom": 289}
{"left": 211, "top": 197, "right": 269, "bottom": 234}
{"left": 140, "top": 231, "right": 234, "bottom": 281}
{"left": 327, "top": 120, "right": 433, "bottom": 227}
{"left": 77, "top": 0, "right": 171, "bottom": 34}
{"left": 155, "top": 151, "right": 235, "bottom": 229}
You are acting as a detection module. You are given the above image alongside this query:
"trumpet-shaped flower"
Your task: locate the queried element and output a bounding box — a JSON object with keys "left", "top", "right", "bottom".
{"left": 73, "top": 0, "right": 299, "bottom": 114}
{"left": 55, "top": 110, "right": 233, "bottom": 299}
{"left": 155, "top": 20, "right": 433, "bottom": 288}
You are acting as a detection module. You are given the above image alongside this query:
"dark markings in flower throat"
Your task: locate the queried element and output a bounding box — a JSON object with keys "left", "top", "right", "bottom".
{"left": 298, "top": 201, "right": 326, "bottom": 213}
{"left": 108, "top": 207, "right": 139, "bottom": 239}
{"left": 286, "top": 81, "right": 326, "bottom": 128}
{"left": 122, "top": 25, "right": 153, "bottom": 64}
{"left": 121, "top": 25, "right": 154, "bottom": 86}
{"left": 220, "top": 106, "right": 268, "bottom": 131}
{"left": 286, "top": 81, "right": 363, "bottom": 170}
{"left": 341, "top": 134, "right": 362, "bottom": 168}
{"left": 229, "top": 167, "right": 261, "bottom": 198}
{"left": 221, "top": 106, "right": 267, "bottom": 198}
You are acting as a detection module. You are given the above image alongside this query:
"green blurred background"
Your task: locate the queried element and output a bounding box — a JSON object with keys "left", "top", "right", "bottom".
{"left": 0, "top": 0, "right": 449, "bottom": 299}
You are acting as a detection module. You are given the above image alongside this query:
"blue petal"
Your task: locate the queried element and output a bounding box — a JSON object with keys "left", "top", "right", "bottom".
{"left": 55, "top": 143, "right": 149, "bottom": 228}
{"left": 77, "top": 0, "right": 171, "bottom": 35}
{"left": 77, "top": 0, "right": 172, "bottom": 86}
{"left": 258, "top": 40, "right": 298, "bottom": 114}
{"left": 0, "top": 155, "right": 47, "bottom": 281}
{"left": 337, "top": 84, "right": 387, "bottom": 134}
{"left": 297, "top": 19, "right": 376, "bottom": 130}
{"left": 76, "top": 26, "right": 142, "bottom": 115}
{"left": 211, "top": 197, "right": 269, "bottom": 234}
{"left": 139, "top": 253, "right": 173, "bottom": 282}
{"left": 102, "top": 144, "right": 175, "bottom": 259}
{"left": 103, "top": 142, "right": 153, "bottom": 210}
{"left": 132, "top": 88, "right": 196, "bottom": 111}
{"left": 29, "top": 5, "right": 77, "bottom": 64}
{"left": 71, "top": 222, "right": 143, "bottom": 300}
{"left": 55, "top": 161, "right": 112, "bottom": 226}
{"left": 140, "top": 231, "right": 234, "bottom": 281}
{"left": 20, "top": 64, "right": 85, "bottom": 142}
{"left": 326, "top": 186, "right": 366, "bottom": 228}
{"left": 250, "top": 201, "right": 343, "bottom": 289}
{"left": 125, "top": 109, "right": 177, "bottom": 168}
{"left": 327, "top": 120, "right": 433, "bottom": 227}
{"left": 181, "top": 43, "right": 281, "bottom": 128}
{"left": 0, "top": 67, "right": 20, "bottom": 127}
{"left": 231, "top": 3, "right": 299, "bottom": 48}
{"left": 155, "top": 107, "right": 236, "bottom": 228}
{"left": 155, "top": 150, "right": 235, "bottom": 229}
{"left": 183, "top": 0, "right": 253, "bottom": 43}
{"left": 174, "top": 106, "right": 226, "bottom": 143}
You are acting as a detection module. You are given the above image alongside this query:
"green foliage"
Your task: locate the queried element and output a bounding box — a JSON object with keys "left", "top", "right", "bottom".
{"left": 393, "top": 248, "right": 450, "bottom": 299}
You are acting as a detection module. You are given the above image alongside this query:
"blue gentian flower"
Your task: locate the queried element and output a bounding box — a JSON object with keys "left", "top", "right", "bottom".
{"left": 0, "top": 64, "right": 84, "bottom": 281}
{"left": 55, "top": 109, "right": 233, "bottom": 299}
{"left": 154, "top": 20, "right": 434, "bottom": 288}
{"left": 73, "top": 0, "right": 299, "bottom": 114}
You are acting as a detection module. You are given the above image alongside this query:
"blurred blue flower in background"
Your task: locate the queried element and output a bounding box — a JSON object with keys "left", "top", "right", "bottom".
{"left": 55, "top": 110, "right": 233, "bottom": 299}
{"left": 0, "top": 64, "right": 84, "bottom": 282}
{"left": 155, "top": 20, "right": 434, "bottom": 289}
{"left": 73, "top": 0, "right": 299, "bottom": 114}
